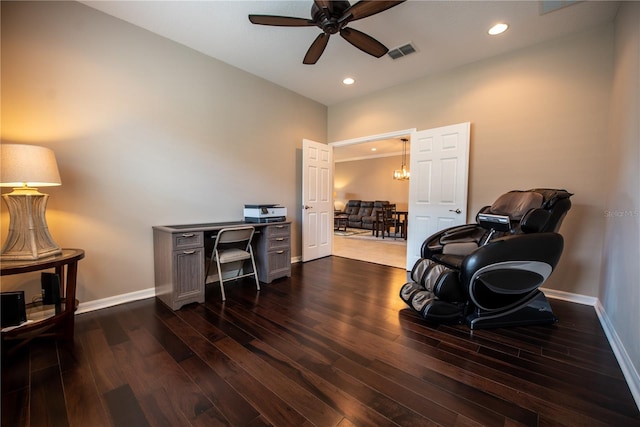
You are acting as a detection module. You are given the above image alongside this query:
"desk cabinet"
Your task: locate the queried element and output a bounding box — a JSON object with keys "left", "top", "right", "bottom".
{"left": 255, "top": 223, "right": 291, "bottom": 283}
{"left": 153, "top": 221, "right": 291, "bottom": 310}
{"left": 153, "top": 230, "right": 205, "bottom": 310}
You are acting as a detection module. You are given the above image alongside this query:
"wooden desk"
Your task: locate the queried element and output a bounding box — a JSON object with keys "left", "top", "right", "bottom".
{"left": 1, "top": 249, "right": 85, "bottom": 352}
{"left": 152, "top": 221, "right": 291, "bottom": 310}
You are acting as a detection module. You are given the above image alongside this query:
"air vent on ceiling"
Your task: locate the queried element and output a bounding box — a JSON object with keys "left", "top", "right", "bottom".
{"left": 388, "top": 43, "right": 417, "bottom": 60}
{"left": 540, "top": 0, "right": 578, "bottom": 15}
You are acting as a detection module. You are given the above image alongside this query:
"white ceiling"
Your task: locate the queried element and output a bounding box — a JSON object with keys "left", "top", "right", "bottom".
{"left": 81, "top": 0, "right": 620, "bottom": 107}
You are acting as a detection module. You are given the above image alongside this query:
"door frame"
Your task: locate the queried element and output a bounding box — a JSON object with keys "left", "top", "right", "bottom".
{"left": 328, "top": 128, "right": 417, "bottom": 257}
{"left": 329, "top": 128, "right": 417, "bottom": 149}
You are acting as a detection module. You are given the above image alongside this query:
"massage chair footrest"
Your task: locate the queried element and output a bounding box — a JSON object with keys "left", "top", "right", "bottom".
{"left": 466, "top": 292, "right": 557, "bottom": 330}
{"left": 400, "top": 281, "right": 465, "bottom": 324}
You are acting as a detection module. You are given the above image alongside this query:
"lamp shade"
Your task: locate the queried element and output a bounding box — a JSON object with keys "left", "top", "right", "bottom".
{"left": 1, "top": 144, "right": 61, "bottom": 188}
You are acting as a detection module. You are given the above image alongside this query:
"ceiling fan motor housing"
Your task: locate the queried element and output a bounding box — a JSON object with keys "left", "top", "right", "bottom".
{"left": 311, "top": 0, "right": 351, "bottom": 34}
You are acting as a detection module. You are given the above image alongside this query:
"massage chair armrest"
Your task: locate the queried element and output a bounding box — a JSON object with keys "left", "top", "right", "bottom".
{"left": 459, "top": 233, "right": 564, "bottom": 309}
{"left": 421, "top": 224, "right": 486, "bottom": 258}
{"left": 462, "top": 233, "right": 564, "bottom": 276}
{"left": 440, "top": 224, "right": 487, "bottom": 244}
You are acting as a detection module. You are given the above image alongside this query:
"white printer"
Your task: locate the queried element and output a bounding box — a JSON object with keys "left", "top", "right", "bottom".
{"left": 243, "top": 204, "right": 287, "bottom": 223}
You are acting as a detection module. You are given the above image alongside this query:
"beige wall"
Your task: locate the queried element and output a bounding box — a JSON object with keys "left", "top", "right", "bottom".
{"left": 335, "top": 155, "right": 410, "bottom": 211}
{"left": 0, "top": 2, "right": 327, "bottom": 302}
{"left": 328, "top": 24, "right": 614, "bottom": 297}
{"left": 602, "top": 2, "right": 640, "bottom": 396}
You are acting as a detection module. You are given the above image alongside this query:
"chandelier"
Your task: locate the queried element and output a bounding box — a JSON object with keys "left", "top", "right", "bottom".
{"left": 393, "top": 138, "right": 410, "bottom": 180}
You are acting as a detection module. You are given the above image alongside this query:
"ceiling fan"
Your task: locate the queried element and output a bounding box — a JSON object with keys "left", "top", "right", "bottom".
{"left": 248, "top": 0, "right": 406, "bottom": 65}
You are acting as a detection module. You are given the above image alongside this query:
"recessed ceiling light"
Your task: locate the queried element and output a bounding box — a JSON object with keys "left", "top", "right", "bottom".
{"left": 342, "top": 77, "right": 355, "bottom": 85}
{"left": 488, "top": 23, "right": 509, "bottom": 35}
{"left": 371, "top": 148, "right": 377, "bottom": 152}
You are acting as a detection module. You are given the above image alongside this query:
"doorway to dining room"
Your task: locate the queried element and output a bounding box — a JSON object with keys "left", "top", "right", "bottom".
{"left": 329, "top": 122, "right": 471, "bottom": 270}
{"left": 330, "top": 129, "right": 413, "bottom": 269}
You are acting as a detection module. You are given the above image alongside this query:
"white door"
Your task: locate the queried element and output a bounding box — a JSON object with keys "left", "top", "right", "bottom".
{"left": 302, "top": 139, "right": 333, "bottom": 262}
{"left": 406, "top": 122, "right": 470, "bottom": 270}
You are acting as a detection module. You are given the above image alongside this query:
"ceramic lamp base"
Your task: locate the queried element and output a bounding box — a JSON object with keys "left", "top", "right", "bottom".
{"left": 1, "top": 189, "right": 61, "bottom": 261}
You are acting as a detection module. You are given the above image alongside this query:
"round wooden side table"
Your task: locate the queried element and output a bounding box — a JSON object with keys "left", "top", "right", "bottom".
{"left": 1, "top": 249, "right": 85, "bottom": 353}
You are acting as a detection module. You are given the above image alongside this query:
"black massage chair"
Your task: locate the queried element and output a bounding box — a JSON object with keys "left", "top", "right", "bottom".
{"left": 400, "top": 188, "right": 572, "bottom": 329}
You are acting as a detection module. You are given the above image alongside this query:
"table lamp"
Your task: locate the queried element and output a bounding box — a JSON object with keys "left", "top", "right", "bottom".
{"left": 1, "top": 144, "right": 62, "bottom": 261}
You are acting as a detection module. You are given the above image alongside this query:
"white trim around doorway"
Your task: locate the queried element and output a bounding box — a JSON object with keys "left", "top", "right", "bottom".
{"left": 329, "top": 128, "right": 417, "bottom": 148}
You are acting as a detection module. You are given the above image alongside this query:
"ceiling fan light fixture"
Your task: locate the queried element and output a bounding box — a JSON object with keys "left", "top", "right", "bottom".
{"left": 488, "top": 23, "right": 509, "bottom": 35}
{"left": 342, "top": 77, "right": 355, "bottom": 85}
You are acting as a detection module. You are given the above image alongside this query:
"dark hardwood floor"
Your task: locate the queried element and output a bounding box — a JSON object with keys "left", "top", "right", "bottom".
{"left": 2, "top": 256, "right": 639, "bottom": 426}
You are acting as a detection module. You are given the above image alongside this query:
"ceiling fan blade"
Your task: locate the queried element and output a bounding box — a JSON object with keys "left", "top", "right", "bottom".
{"left": 339, "top": 27, "right": 388, "bottom": 58}
{"left": 303, "top": 33, "right": 330, "bottom": 64}
{"left": 340, "top": 0, "right": 406, "bottom": 23}
{"left": 248, "top": 15, "right": 314, "bottom": 27}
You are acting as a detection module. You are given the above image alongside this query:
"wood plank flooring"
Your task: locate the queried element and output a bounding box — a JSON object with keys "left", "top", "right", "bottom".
{"left": 2, "top": 256, "right": 639, "bottom": 426}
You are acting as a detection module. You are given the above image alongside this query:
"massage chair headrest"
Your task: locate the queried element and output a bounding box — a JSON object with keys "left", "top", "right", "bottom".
{"left": 478, "top": 189, "right": 573, "bottom": 233}
{"left": 487, "top": 191, "right": 544, "bottom": 220}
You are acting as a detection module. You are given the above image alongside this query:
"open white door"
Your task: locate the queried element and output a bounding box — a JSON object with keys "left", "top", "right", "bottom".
{"left": 406, "top": 122, "right": 470, "bottom": 270}
{"left": 302, "top": 139, "right": 333, "bottom": 262}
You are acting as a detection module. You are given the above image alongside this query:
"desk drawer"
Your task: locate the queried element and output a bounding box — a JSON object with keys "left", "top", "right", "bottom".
{"left": 173, "top": 232, "right": 203, "bottom": 249}
{"left": 266, "top": 235, "right": 289, "bottom": 250}
{"left": 263, "top": 249, "right": 291, "bottom": 282}
{"left": 265, "top": 223, "right": 290, "bottom": 238}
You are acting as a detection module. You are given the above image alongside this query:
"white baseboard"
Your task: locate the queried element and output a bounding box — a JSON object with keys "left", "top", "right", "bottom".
{"left": 594, "top": 300, "right": 640, "bottom": 411}
{"left": 541, "top": 287, "right": 598, "bottom": 306}
{"left": 75, "top": 287, "right": 156, "bottom": 314}
{"left": 543, "top": 288, "right": 639, "bottom": 410}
